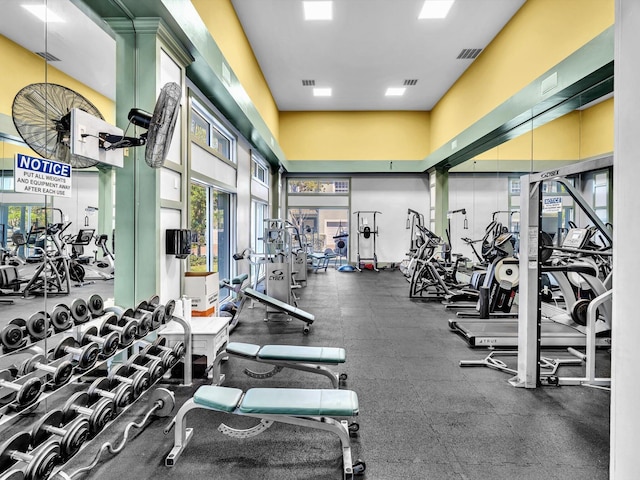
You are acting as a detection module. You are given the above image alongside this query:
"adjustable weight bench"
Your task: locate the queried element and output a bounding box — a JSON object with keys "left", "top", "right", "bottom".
{"left": 212, "top": 341, "right": 348, "bottom": 388}
{"left": 244, "top": 287, "right": 315, "bottom": 334}
{"left": 165, "top": 385, "right": 365, "bottom": 479}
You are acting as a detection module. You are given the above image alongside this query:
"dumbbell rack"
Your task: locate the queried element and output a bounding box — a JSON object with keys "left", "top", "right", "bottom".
{"left": 0, "top": 295, "right": 191, "bottom": 479}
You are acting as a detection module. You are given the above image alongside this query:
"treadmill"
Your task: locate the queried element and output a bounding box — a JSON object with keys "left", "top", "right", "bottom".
{"left": 449, "top": 228, "right": 612, "bottom": 348}
{"left": 449, "top": 319, "right": 611, "bottom": 348}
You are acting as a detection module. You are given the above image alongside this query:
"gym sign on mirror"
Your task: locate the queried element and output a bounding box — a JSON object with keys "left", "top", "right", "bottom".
{"left": 542, "top": 196, "right": 562, "bottom": 214}
{"left": 14, "top": 153, "right": 73, "bottom": 198}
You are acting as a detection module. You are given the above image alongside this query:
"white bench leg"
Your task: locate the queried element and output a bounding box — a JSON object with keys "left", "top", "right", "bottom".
{"left": 165, "top": 399, "right": 199, "bottom": 466}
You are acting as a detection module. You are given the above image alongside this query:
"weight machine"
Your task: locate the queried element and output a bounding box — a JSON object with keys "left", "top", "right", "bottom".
{"left": 510, "top": 157, "right": 613, "bottom": 389}
{"left": 353, "top": 211, "right": 381, "bottom": 271}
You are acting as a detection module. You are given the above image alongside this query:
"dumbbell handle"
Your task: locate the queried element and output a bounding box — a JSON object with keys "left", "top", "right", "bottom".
{"left": 129, "top": 363, "right": 150, "bottom": 374}
{"left": 69, "top": 404, "right": 94, "bottom": 416}
{"left": 6, "top": 449, "right": 33, "bottom": 463}
{"left": 0, "top": 379, "right": 24, "bottom": 393}
{"left": 85, "top": 332, "right": 108, "bottom": 346}
{"left": 32, "top": 361, "right": 58, "bottom": 375}
{"left": 91, "top": 386, "right": 118, "bottom": 401}
{"left": 41, "top": 424, "right": 67, "bottom": 437}
{"left": 111, "top": 374, "right": 133, "bottom": 385}
{"left": 61, "top": 344, "right": 85, "bottom": 357}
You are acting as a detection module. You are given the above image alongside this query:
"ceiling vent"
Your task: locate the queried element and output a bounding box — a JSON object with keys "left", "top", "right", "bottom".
{"left": 457, "top": 48, "right": 482, "bottom": 60}
{"left": 35, "top": 51, "right": 60, "bottom": 62}
{"left": 302, "top": 79, "right": 315, "bottom": 86}
{"left": 403, "top": 79, "right": 418, "bottom": 86}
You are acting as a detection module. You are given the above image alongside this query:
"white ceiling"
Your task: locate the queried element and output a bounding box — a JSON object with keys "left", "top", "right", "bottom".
{"left": 0, "top": 0, "right": 116, "bottom": 102}
{"left": 0, "top": 0, "right": 526, "bottom": 115}
{"left": 231, "top": 0, "right": 526, "bottom": 111}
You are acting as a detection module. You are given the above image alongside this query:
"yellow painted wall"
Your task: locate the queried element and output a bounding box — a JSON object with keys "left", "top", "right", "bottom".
{"left": 471, "top": 97, "right": 613, "bottom": 163}
{"left": 279, "top": 111, "right": 430, "bottom": 161}
{"left": 0, "top": 35, "right": 114, "bottom": 123}
{"left": 580, "top": 97, "right": 614, "bottom": 158}
{"left": 430, "top": 0, "right": 614, "bottom": 154}
{"left": 192, "top": 0, "right": 280, "bottom": 141}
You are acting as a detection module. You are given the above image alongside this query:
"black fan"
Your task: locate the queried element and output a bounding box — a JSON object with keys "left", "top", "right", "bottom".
{"left": 102, "top": 81, "right": 181, "bottom": 168}
{"left": 12, "top": 83, "right": 103, "bottom": 168}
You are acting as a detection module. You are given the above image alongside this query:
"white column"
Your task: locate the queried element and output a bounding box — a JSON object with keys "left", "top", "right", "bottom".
{"left": 611, "top": 1, "right": 640, "bottom": 477}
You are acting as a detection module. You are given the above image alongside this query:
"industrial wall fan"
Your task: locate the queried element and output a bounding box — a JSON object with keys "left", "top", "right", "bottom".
{"left": 12, "top": 82, "right": 181, "bottom": 169}
{"left": 12, "top": 83, "right": 103, "bottom": 168}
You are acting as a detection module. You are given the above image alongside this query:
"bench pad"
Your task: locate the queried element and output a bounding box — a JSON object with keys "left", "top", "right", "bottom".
{"left": 244, "top": 288, "right": 315, "bottom": 323}
{"left": 259, "top": 345, "right": 346, "bottom": 364}
{"left": 227, "top": 342, "right": 345, "bottom": 364}
{"left": 194, "top": 386, "right": 243, "bottom": 412}
{"left": 193, "top": 386, "right": 358, "bottom": 417}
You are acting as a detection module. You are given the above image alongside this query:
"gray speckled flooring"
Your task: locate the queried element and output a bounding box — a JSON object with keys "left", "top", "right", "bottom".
{"left": 53, "top": 268, "right": 610, "bottom": 480}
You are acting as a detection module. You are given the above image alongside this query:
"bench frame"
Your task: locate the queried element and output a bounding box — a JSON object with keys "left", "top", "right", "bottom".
{"left": 212, "top": 345, "right": 346, "bottom": 389}
{"left": 165, "top": 395, "right": 360, "bottom": 479}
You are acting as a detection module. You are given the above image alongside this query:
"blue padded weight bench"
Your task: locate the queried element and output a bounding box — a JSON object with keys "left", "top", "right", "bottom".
{"left": 212, "top": 341, "right": 348, "bottom": 388}
{"left": 165, "top": 385, "right": 365, "bottom": 478}
{"left": 243, "top": 287, "right": 315, "bottom": 334}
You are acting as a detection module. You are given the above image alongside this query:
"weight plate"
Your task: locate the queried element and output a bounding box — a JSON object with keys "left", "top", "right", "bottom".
{"left": 25, "top": 439, "right": 60, "bottom": 480}
{"left": 52, "top": 360, "right": 74, "bottom": 387}
{"left": 571, "top": 299, "right": 591, "bottom": 327}
{"left": 61, "top": 416, "right": 90, "bottom": 458}
{"left": 164, "top": 299, "right": 175, "bottom": 318}
{"left": 147, "top": 294, "right": 160, "bottom": 307}
{"left": 71, "top": 298, "right": 90, "bottom": 325}
{"left": 100, "top": 332, "right": 120, "bottom": 358}
{"left": 113, "top": 383, "right": 133, "bottom": 409}
{"left": 151, "top": 307, "right": 165, "bottom": 331}
{"left": 149, "top": 388, "right": 175, "bottom": 417}
{"left": 51, "top": 304, "right": 73, "bottom": 332}
{"left": 31, "top": 410, "right": 64, "bottom": 447}
{"left": 90, "top": 398, "right": 115, "bottom": 434}
{"left": 0, "top": 323, "right": 24, "bottom": 350}
{"left": 26, "top": 312, "right": 49, "bottom": 340}
{"left": 62, "top": 392, "right": 89, "bottom": 424}
{"left": 16, "top": 377, "right": 43, "bottom": 406}
{"left": 0, "top": 432, "right": 31, "bottom": 472}
{"left": 52, "top": 337, "right": 77, "bottom": 360}
{"left": 99, "top": 314, "right": 119, "bottom": 337}
{"left": 88, "top": 294, "right": 105, "bottom": 317}
{"left": 121, "top": 321, "right": 138, "bottom": 346}
{"left": 77, "top": 342, "right": 100, "bottom": 370}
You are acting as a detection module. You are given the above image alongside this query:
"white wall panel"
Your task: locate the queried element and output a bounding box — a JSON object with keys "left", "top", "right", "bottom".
{"left": 191, "top": 142, "right": 236, "bottom": 188}
{"left": 351, "top": 175, "right": 429, "bottom": 264}
{"left": 160, "top": 168, "right": 181, "bottom": 202}
{"left": 160, "top": 207, "right": 182, "bottom": 303}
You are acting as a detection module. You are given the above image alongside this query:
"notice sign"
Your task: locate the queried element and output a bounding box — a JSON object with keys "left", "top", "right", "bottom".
{"left": 542, "top": 196, "right": 562, "bottom": 213}
{"left": 14, "top": 154, "right": 72, "bottom": 198}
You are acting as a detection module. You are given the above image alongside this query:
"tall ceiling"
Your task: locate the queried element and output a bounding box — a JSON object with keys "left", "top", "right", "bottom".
{"left": 231, "top": 0, "right": 526, "bottom": 111}
{"left": 0, "top": 0, "right": 116, "bottom": 101}
{"left": 0, "top": 0, "right": 526, "bottom": 114}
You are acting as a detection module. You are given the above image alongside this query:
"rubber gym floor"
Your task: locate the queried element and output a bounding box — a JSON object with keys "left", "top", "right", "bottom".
{"left": 56, "top": 268, "right": 610, "bottom": 480}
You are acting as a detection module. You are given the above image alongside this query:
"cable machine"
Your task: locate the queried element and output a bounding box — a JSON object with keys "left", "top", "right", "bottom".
{"left": 353, "top": 211, "right": 381, "bottom": 271}
{"left": 509, "top": 157, "right": 613, "bottom": 389}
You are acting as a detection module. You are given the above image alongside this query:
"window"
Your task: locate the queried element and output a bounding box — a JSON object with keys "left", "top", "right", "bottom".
{"left": 190, "top": 100, "right": 235, "bottom": 163}
{"left": 593, "top": 171, "right": 609, "bottom": 223}
{"left": 0, "top": 172, "right": 14, "bottom": 191}
{"left": 189, "top": 181, "right": 234, "bottom": 298}
{"left": 288, "top": 178, "right": 350, "bottom": 194}
{"left": 251, "top": 200, "right": 268, "bottom": 284}
{"left": 288, "top": 208, "right": 349, "bottom": 256}
{"left": 252, "top": 154, "right": 268, "bottom": 185}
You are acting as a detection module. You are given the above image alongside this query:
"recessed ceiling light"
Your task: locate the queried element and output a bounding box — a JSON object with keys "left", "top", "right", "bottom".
{"left": 313, "top": 87, "right": 332, "bottom": 97}
{"left": 22, "top": 4, "right": 64, "bottom": 22}
{"left": 418, "top": 0, "right": 454, "bottom": 19}
{"left": 303, "top": 1, "right": 333, "bottom": 21}
{"left": 385, "top": 87, "right": 406, "bottom": 97}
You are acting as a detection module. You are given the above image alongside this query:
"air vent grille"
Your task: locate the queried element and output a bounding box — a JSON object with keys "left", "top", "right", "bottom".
{"left": 403, "top": 79, "right": 418, "bottom": 86}
{"left": 35, "top": 51, "right": 60, "bottom": 62}
{"left": 457, "top": 48, "right": 482, "bottom": 60}
{"left": 302, "top": 80, "right": 315, "bottom": 86}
